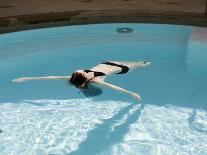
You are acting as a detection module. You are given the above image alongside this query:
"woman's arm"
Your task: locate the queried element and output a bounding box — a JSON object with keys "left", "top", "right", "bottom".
{"left": 12, "top": 76, "right": 71, "bottom": 83}
{"left": 92, "top": 79, "right": 142, "bottom": 101}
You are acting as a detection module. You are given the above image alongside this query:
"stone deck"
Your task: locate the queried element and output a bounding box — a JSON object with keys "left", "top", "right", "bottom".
{"left": 0, "top": 0, "right": 207, "bottom": 33}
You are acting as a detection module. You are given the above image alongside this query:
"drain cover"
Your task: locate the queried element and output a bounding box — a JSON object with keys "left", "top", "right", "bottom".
{"left": 116, "top": 28, "right": 133, "bottom": 33}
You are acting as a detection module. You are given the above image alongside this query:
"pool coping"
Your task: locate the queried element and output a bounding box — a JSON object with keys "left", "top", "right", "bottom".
{"left": 1, "top": 10, "right": 207, "bottom": 34}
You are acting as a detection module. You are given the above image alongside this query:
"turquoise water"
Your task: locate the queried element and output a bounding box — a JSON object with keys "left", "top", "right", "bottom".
{"left": 0, "top": 24, "right": 207, "bottom": 155}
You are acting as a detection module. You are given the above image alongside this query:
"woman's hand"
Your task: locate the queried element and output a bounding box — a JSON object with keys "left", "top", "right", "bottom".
{"left": 131, "top": 92, "right": 142, "bottom": 101}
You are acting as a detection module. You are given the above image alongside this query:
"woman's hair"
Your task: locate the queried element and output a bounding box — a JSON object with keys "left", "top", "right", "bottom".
{"left": 69, "top": 72, "right": 88, "bottom": 88}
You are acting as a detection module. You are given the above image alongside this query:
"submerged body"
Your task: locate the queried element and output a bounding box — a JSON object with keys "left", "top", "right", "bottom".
{"left": 13, "top": 61, "right": 151, "bottom": 101}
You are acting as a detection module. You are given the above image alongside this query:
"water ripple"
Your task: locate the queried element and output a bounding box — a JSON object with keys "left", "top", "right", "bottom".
{"left": 0, "top": 99, "right": 129, "bottom": 155}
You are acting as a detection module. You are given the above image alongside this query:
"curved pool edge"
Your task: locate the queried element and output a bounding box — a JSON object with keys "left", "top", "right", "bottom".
{"left": 1, "top": 10, "right": 207, "bottom": 34}
{"left": 0, "top": 23, "right": 207, "bottom": 155}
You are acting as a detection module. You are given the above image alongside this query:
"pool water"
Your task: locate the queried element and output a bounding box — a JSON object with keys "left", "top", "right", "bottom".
{"left": 0, "top": 24, "right": 207, "bottom": 155}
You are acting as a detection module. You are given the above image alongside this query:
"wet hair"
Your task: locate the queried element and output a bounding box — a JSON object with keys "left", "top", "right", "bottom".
{"left": 69, "top": 72, "right": 88, "bottom": 88}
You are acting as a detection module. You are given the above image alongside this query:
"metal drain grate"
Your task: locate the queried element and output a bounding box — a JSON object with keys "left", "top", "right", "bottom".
{"left": 116, "top": 28, "right": 133, "bottom": 33}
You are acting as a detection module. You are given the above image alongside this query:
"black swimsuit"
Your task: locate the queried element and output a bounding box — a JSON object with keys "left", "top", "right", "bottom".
{"left": 102, "top": 61, "right": 129, "bottom": 74}
{"left": 84, "top": 61, "right": 129, "bottom": 77}
{"left": 84, "top": 70, "right": 106, "bottom": 77}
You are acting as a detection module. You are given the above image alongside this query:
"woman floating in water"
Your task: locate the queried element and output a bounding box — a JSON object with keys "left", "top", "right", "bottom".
{"left": 13, "top": 61, "right": 151, "bottom": 101}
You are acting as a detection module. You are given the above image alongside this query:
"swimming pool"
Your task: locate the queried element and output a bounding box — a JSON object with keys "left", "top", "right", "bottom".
{"left": 0, "top": 23, "right": 207, "bottom": 155}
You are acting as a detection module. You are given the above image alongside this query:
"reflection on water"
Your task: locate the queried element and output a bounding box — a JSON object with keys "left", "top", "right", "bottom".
{"left": 0, "top": 99, "right": 129, "bottom": 154}
{"left": 0, "top": 100, "right": 206, "bottom": 155}
{"left": 109, "top": 104, "right": 207, "bottom": 155}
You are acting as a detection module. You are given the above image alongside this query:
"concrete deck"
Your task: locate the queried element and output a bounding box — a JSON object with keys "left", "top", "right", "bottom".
{"left": 0, "top": 0, "right": 207, "bottom": 33}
